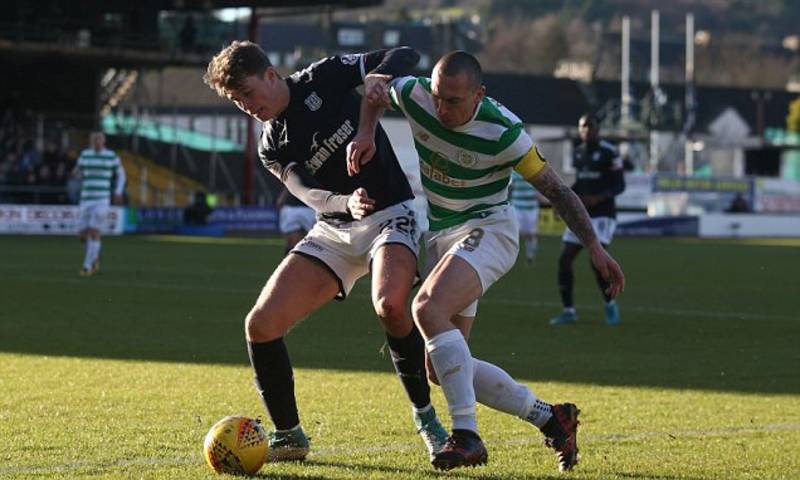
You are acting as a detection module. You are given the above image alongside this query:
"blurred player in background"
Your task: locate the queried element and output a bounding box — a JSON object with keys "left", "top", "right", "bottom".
{"left": 550, "top": 113, "right": 626, "bottom": 326}
{"left": 275, "top": 186, "right": 315, "bottom": 253}
{"left": 73, "top": 131, "right": 125, "bottom": 276}
{"left": 351, "top": 50, "right": 625, "bottom": 472}
{"left": 509, "top": 170, "right": 540, "bottom": 265}
{"left": 204, "top": 41, "right": 448, "bottom": 463}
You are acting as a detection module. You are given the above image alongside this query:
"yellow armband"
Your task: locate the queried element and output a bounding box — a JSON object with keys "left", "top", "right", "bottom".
{"left": 513, "top": 146, "right": 547, "bottom": 179}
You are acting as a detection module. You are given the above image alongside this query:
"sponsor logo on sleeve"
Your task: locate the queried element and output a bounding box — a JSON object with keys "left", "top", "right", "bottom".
{"left": 341, "top": 54, "right": 360, "bottom": 65}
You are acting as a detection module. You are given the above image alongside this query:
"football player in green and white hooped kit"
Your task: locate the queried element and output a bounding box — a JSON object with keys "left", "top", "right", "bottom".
{"left": 349, "top": 50, "right": 625, "bottom": 472}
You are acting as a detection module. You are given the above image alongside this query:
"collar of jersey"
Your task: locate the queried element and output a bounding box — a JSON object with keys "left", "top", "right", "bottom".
{"left": 279, "top": 78, "right": 305, "bottom": 118}
{"left": 447, "top": 102, "right": 482, "bottom": 132}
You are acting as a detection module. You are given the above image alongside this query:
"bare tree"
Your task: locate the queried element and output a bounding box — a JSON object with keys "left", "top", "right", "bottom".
{"left": 480, "top": 14, "right": 571, "bottom": 74}
{"left": 696, "top": 33, "right": 793, "bottom": 88}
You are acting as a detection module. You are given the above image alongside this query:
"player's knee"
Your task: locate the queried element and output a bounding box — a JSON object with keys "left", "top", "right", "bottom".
{"left": 411, "top": 292, "right": 442, "bottom": 329}
{"left": 411, "top": 292, "right": 429, "bottom": 321}
{"left": 373, "top": 294, "right": 399, "bottom": 320}
{"left": 245, "top": 307, "right": 284, "bottom": 343}
{"left": 374, "top": 295, "right": 409, "bottom": 336}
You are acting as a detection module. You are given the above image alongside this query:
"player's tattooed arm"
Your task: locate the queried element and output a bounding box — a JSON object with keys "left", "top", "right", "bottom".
{"left": 529, "top": 164, "right": 626, "bottom": 297}
{"left": 528, "top": 165, "right": 598, "bottom": 247}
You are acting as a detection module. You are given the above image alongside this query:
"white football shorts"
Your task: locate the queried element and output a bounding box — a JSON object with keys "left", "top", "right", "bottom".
{"left": 423, "top": 204, "right": 519, "bottom": 317}
{"left": 291, "top": 200, "right": 419, "bottom": 299}
{"left": 562, "top": 216, "right": 617, "bottom": 246}
{"left": 78, "top": 203, "right": 109, "bottom": 232}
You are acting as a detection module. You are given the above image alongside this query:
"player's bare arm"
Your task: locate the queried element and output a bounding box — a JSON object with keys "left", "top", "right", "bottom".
{"left": 274, "top": 162, "right": 371, "bottom": 219}
{"left": 346, "top": 88, "right": 385, "bottom": 176}
{"left": 529, "top": 165, "right": 625, "bottom": 297}
{"left": 347, "top": 73, "right": 392, "bottom": 176}
{"left": 529, "top": 165, "right": 597, "bottom": 246}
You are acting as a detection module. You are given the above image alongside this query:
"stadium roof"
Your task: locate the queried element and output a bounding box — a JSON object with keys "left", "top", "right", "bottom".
{"left": 7, "top": 0, "right": 381, "bottom": 11}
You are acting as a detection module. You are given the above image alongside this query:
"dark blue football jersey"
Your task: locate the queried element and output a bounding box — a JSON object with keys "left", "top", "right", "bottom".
{"left": 259, "top": 51, "right": 414, "bottom": 224}
{"left": 571, "top": 139, "right": 625, "bottom": 218}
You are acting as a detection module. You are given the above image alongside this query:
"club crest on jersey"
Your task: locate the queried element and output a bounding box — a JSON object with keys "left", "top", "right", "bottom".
{"left": 305, "top": 92, "right": 323, "bottom": 111}
{"left": 340, "top": 54, "right": 360, "bottom": 65}
{"left": 456, "top": 150, "right": 478, "bottom": 168}
{"left": 593, "top": 151, "right": 602, "bottom": 162}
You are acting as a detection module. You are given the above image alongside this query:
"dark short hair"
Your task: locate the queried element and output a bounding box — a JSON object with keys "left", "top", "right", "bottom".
{"left": 435, "top": 50, "right": 483, "bottom": 88}
{"left": 579, "top": 113, "right": 599, "bottom": 128}
{"left": 204, "top": 40, "right": 272, "bottom": 97}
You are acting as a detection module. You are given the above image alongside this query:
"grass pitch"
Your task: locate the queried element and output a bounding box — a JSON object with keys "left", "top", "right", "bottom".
{"left": 1, "top": 234, "right": 798, "bottom": 479}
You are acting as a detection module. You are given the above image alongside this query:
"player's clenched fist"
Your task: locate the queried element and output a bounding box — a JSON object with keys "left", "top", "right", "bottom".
{"left": 347, "top": 187, "right": 376, "bottom": 220}
{"left": 364, "top": 73, "right": 392, "bottom": 108}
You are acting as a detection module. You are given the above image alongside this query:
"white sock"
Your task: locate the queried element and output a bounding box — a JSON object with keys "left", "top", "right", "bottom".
{"left": 564, "top": 307, "right": 576, "bottom": 315}
{"left": 426, "top": 329, "right": 477, "bottom": 433}
{"left": 89, "top": 240, "right": 102, "bottom": 265}
{"left": 473, "top": 358, "right": 532, "bottom": 417}
{"left": 472, "top": 359, "right": 552, "bottom": 427}
{"left": 525, "top": 238, "right": 538, "bottom": 260}
{"left": 82, "top": 242, "right": 94, "bottom": 269}
{"left": 525, "top": 398, "right": 554, "bottom": 428}
{"left": 413, "top": 403, "right": 433, "bottom": 415}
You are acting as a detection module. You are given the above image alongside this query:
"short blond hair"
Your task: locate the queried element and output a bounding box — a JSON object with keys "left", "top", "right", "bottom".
{"left": 204, "top": 40, "right": 272, "bottom": 97}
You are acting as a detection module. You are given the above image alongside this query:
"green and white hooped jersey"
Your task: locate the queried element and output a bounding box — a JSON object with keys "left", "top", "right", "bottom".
{"left": 389, "top": 76, "right": 534, "bottom": 230}
{"left": 510, "top": 171, "right": 539, "bottom": 211}
{"left": 77, "top": 148, "right": 125, "bottom": 206}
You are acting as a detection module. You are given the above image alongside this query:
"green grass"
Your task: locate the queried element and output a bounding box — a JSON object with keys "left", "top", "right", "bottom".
{"left": 1, "top": 234, "right": 798, "bottom": 479}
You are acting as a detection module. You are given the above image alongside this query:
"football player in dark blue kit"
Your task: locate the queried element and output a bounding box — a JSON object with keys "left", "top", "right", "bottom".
{"left": 204, "top": 41, "right": 447, "bottom": 461}
{"left": 550, "top": 113, "right": 626, "bottom": 326}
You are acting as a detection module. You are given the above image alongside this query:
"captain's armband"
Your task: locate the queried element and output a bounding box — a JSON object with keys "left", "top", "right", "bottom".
{"left": 514, "top": 146, "right": 547, "bottom": 179}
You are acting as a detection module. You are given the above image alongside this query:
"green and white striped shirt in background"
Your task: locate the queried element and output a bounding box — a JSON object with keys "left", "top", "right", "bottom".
{"left": 77, "top": 148, "right": 126, "bottom": 206}
{"left": 510, "top": 171, "right": 539, "bottom": 211}
{"left": 389, "top": 76, "right": 534, "bottom": 230}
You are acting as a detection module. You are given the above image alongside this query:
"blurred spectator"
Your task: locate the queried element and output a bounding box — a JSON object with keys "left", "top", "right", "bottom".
{"left": 184, "top": 191, "right": 213, "bottom": 225}
{"left": 18, "top": 139, "right": 41, "bottom": 174}
{"left": 726, "top": 193, "right": 751, "bottom": 213}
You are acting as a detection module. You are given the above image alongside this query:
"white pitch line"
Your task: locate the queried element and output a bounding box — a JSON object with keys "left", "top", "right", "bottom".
{"left": 2, "top": 423, "right": 799, "bottom": 475}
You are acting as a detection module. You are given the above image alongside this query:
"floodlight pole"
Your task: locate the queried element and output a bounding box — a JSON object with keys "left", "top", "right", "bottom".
{"left": 685, "top": 13, "right": 695, "bottom": 175}
{"left": 621, "top": 16, "right": 631, "bottom": 128}
{"left": 649, "top": 10, "right": 660, "bottom": 172}
{"left": 242, "top": 7, "right": 259, "bottom": 205}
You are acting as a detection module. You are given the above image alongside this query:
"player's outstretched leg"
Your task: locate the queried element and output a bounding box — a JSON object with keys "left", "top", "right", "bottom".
{"left": 470, "top": 358, "right": 579, "bottom": 472}
{"left": 246, "top": 254, "right": 339, "bottom": 462}
{"left": 539, "top": 403, "right": 580, "bottom": 472}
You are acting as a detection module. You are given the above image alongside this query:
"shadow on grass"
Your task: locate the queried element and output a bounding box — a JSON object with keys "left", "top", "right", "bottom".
{"left": 301, "top": 459, "right": 558, "bottom": 480}
{"left": 2, "top": 235, "right": 798, "bottom": 395}
{"left": 612, "top": 472, "right": 709, "bottom": 480}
